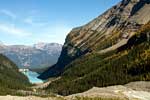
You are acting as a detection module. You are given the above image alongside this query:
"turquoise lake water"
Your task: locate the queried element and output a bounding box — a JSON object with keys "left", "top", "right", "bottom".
{"left": 22, "top": 70, "right": 43, "bottom": 84}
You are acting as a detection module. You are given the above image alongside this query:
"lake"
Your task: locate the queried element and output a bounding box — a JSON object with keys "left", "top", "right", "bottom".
{"left": 22, "top": 70, "right": 43, "bottom": 84}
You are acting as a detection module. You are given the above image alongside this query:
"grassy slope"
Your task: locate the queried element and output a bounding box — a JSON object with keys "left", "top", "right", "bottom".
{"left": 0, "top": 54, "right": 31, "bottom": 95}
{"left": 46, "top": 22, "right": 150, "bottom": 95}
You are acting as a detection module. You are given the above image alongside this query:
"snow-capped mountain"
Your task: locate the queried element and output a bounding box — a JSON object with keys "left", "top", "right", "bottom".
{"left": 0, "top": 42, "right": 62, "bottom": 69}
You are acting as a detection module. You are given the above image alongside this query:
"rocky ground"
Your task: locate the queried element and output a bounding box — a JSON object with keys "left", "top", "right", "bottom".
{"left": 0, "top": 96, "right": 53, "bottom": 100}
{"left": 67, "top": 82, "right": 150, "bottom": 100}
{"left": 0, "top": 81, "right": 150, "bottom": 100}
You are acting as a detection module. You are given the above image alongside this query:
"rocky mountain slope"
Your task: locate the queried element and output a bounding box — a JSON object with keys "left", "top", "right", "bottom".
{"left": 0, "top": 54, "right": 30, "bottom": 95}
{"left": 0, "top": 43, "right": 62, "bottom": 70}
{"left": 66, "top": 81, "right": 150, "bottom": 100}
{"left": 39, "top": 0, "right": 150, "bottom": 79}
{"left": 39, "top": 0, "right": 150, "bottom": 95}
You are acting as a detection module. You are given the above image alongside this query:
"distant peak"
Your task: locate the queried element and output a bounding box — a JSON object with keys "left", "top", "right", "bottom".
{"left": 33, "top": 42, "right": 62, "bottom": 50}
{"left": 0, "top": 41, "right": 5, "bottom": 46}
{"left": 34, "top": 42, "right": 61, "bottom": 46}
{"left": 35, "top": 42, "right": 47, "bottom": 45}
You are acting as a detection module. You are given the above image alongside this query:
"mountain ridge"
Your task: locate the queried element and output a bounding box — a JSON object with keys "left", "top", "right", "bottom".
{"left": 38, "top": 0, "right": 150, "bottom": 96}
{"left": 0, "top": 42, "right": 62, "bottom": 70}
{"left": 39, "top": 0, "right": 150, "bottom": 79}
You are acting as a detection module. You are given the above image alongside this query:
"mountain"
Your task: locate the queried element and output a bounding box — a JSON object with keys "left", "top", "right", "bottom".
{"left": 0, "top": 54, "right": 30, "bottom": 95}
{"left": 39, "top": 0, "right": 150, "bottom": 95}
{"left": 0, "top": 43, "right": 62, "bottom": 70}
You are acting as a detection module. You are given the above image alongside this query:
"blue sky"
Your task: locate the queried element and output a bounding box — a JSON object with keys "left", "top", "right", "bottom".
{"left": 0, "top": 0, "right": 121, "bottom": 45}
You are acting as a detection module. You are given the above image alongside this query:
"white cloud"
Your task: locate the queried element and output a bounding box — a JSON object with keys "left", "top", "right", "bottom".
{"left": 0, "top": 9, "right": 16, "bottom": 19}
{"left": 24, "top": 18, "right": 34, "bottom": 25}
{"left": 0, "top": 23, "right": 32, "bottom": 37}
{"left": 24, "top": 17, "right": 47, "bottom": 26}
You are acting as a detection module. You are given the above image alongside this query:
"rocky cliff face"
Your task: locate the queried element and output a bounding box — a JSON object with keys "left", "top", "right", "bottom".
{"left": 0, "top": 43, "right": 62, "bottom": 69}
{"left": 39, "top": 0, "right": 150, "bottom": 79}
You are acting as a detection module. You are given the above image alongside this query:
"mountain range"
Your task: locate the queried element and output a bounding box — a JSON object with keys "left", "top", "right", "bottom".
{"left": 0, "top": 42, "right": 62, "bottom": 70}
{"left": 39, "top": 0, "right": 150, "bottom": 95}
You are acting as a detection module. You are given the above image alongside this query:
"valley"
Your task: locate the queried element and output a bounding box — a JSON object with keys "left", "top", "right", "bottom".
{"left": 0, "top": 0, "right": 150, "bottom": 100}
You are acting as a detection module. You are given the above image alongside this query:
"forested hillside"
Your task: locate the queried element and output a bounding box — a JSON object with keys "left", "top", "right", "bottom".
{"left": 46, "top": 16, "right": 150, "bottom": 96}
{"left": 0, "top": 54, "right": 30, "bottom": 95}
